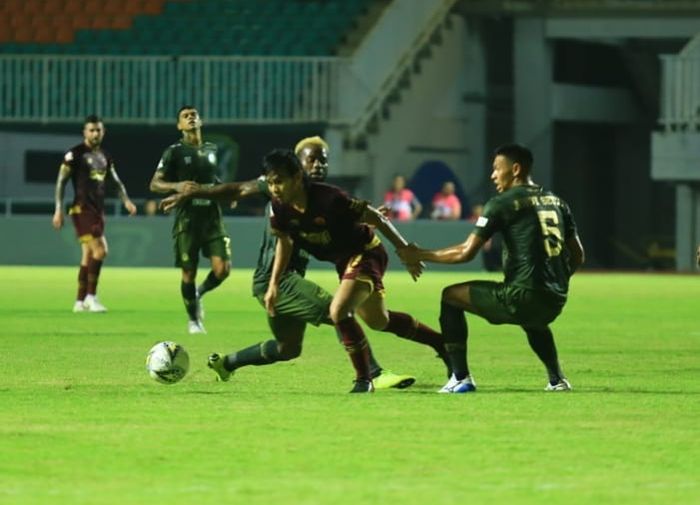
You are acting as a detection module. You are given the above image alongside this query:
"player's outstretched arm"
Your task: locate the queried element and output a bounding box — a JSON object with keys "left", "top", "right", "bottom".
{"left": 159, "top": 178, "right": 262, "bottom": 213}
{"left": 109, "top": 166, "right": 137, "bottom": 215}
{"left": 149, "top": 170, "right": 198, "bottom": 195}
{"left": 399, "top": 233, "right": 485, "bottom": 266}
{"left": 264, "top": 231, "right": 293, "bottom": 316}
{"left": 52, "top": 163, "right": 71, "bottom": 229}
{"left": 361, "top": 205, "right": 423, "bottom": 280}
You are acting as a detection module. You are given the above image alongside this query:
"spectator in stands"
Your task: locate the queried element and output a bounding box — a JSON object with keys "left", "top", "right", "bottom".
{"left": 430, "top": 181, "right": 461, "bottom": 220}
{"left": 52, "top": 114, "right": 137, "bottom": 313}
{"left": 383, "top": 174, "right": 422, "bottom": 221}
{"left": 143, "top": 199, "right": 158, "bottom": 216}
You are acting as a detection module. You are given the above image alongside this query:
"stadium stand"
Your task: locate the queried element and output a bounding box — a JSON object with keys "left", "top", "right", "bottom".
{"left": 0, "top": 0, "right": 373, "bottom": 56}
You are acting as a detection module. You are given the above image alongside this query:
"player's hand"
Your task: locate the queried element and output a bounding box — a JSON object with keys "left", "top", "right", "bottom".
{"left": 159, "top": 193, "right": 187, "bottom": 213}
{"left": 376, "top": 204, "right": 391, "bottom": 218}
{"left": 175, "top": 181, "right": 198, "bottom": 194}
{"left": 52, "top": 210, "right": 64, "bottom": 230}
{"left": 397, "top": 243, "right": 420, "bottom": 265}
{"left": 404, "top": 260, "right": 424, "bottom": 281}
{"left": 124, "top": 199, "right": 137, "bottom": 216}
{"left": 264, "top": 285, "right": 278, "bottom": 316}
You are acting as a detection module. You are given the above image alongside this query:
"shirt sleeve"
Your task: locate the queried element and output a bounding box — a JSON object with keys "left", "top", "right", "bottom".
{"left": 472, "top": 198, "right": 501, "bottom": 241}
{"left": 561, "top": 201, "right": 578, "bottom": 240}
{"left": 257, "top": 175, "right": 271, "bottom": 198}
{"left": 155, "top": 146, "right": 174, "bottom": 181}
{"left": 330, "top": 189, "right": 368, "bottom": 222}
{"left": 63, "top": 148, "right": 77, "bottom": 169}
{"left": 269, "top": 200, "right": 288, "bottom": 233}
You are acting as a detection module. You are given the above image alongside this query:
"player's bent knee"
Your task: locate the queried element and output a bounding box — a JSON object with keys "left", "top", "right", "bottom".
{"left": 365, "top": 315, "right": 389, "bottom": 331}
{"left": 278, "top": 343, "right": 302, "bottom": 361}
{"left": 213, "top": 262, "right": 231, "bottom": 279}
{"left": 329, "top": 305, "right": 352, "bottom": 325}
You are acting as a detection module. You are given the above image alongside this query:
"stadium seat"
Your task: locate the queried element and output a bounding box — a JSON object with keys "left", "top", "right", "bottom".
{"left": 0, "top": 0, "right": 374, "bottom": 56}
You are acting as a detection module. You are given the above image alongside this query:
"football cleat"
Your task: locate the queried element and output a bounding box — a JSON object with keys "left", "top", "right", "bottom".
{"left": 545, "top": 378, "right": 572, "bottom": 392}
{"left": 187, "top": 320, "right": 206, "bottom": 335}
{"left": 349, "top": 379, "right": 375, "bottom": 393}
{"left": 373, "top": 370, "right": 416, "bottom": 390}
{"left": 438, "top": 374, "right": 477, "bottom": 393}
{"left": 83, "top": 295, "right": 107, "bottom": 313}
{"left": 72, "top": 300, "right": 87, "bottom": 313}
{"left": 207, "top": 353, "right": 232, "bottom": 382}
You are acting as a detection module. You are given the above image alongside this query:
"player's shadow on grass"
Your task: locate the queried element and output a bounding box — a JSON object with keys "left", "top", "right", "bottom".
{"left": 406, "top": 385, "right": 700, "bottom": 395}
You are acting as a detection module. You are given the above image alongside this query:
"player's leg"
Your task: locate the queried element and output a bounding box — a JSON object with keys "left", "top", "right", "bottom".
{"left": 208, "top": 315, "right": 306, "bottom": 382}
{"left": 83, "top": 235, "right": 108, "bottom": 312}
{"left": 437, "top": 280, "right": 492, "bottom": 392}
{"left": 329, "top": 279, "right": 374, "bottom": 392}
{"left": 356, "top": 291, "right": 450, "bottom": 379}
{"left": 174, "top": 232, "right": 204, "bottom": 333}
{"left": 198, "top": 236, "right": 232, "bottom": 298}
{"left": 273, "top": 272, "right": 413, "bottom": 388}
{"left": 523, "top": 325, "right": 571, "bottom": 391}
{"left": 73, "top": 242, "right": 90, "bottom": 312}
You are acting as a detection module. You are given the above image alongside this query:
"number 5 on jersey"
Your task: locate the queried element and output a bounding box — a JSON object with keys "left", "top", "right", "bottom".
{"left": 537, "top": 210, "right": 563, "bottom": 257}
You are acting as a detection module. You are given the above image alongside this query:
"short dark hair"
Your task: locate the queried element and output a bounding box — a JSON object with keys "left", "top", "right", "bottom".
{"left": 494, "top": 143, "right": 533, "bottom": 174}
{"left": 84, "top": 114, "right": 102, "bottom": 125}
{"left": 262, "top": 148, "right": 303, "bottom": 177}
{"left": 177, "top": 105, "right": 197, "bottom": 119}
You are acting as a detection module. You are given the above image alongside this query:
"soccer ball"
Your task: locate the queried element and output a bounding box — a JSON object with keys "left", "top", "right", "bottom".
{"left": 146, "top": 341, "right": 190, "bottom": 384}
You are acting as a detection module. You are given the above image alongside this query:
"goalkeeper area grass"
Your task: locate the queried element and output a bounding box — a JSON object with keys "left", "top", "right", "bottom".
{"left": 0, "top": 266, "right": 698, "bottom": 505}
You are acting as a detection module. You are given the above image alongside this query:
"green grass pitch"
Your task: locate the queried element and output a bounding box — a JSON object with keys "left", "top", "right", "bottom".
{"left": 1, "top": 266, "right": 698, "bottom": 505}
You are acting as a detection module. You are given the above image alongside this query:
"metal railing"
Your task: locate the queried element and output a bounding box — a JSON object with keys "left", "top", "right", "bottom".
{"left": 0, "top": 55, "right": 350, "bottom": 124}
{"left": 659, "top": 55, "right": 700, "bottom": 131}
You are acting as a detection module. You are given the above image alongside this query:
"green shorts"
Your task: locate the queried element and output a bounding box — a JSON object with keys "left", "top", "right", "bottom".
{"left": 174, "top": 231, "right": 231, "bottom": 270}
{"left": 469, "top": 281, "right": 566, "bottom": 328}
{"left": 254, "top": 272, "right": 333, "bottom": 327}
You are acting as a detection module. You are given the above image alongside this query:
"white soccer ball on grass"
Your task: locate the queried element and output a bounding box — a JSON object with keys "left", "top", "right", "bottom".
{"left": 146, "top": 341, "right": 189, "bottom": 384}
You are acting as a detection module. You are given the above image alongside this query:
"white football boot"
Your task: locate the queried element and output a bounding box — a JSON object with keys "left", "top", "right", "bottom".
{"left": 83, "top": 295, "right": 107, "bottom": 313}
{"left": 545, "top": 378, "right": 572, "bottom": 392}
{"left": 72, "top": 300, "right": 87, "bottom": 313}
{"left": 188, "top": 320, "right": 207, "bottom": 335}
{"left": 438, "top": 374, "right": 477, "bottom": 393}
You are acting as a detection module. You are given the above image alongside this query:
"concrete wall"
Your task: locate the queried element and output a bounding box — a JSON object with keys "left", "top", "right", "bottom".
{"left": 0, "top": 216, "right": 483, "bottom": 271}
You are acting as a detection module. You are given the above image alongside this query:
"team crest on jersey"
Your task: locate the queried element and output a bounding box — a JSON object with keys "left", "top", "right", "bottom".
{"left": 313, "top": 216, "right": 326, "bottom": 226}
{"left": 184, "top": 156, "right": 192, "bottom": 164}
{"left": 476, "top": 216, "right": 488, "bottom": 227}
{"left": 208, "top": 153, "right": 217, "bottom": 164}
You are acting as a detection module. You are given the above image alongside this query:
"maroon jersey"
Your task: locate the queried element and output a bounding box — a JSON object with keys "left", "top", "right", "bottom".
{"left": 270, "top": 182, "right": 377, "bottom": 265}
{"left": 63, "top": 143, "right": 114, "bottom": 214}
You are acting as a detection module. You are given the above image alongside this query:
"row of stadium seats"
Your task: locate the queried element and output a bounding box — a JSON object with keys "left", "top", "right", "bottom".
{"left": 0, "top": 0, "right": 373, "bottom": 56}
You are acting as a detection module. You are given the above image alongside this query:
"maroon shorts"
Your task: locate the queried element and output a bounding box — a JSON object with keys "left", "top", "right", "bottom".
{"left": 69, "top": 204, "right": 104, "bottom": 243}
{"left": 336, "top": 240, "right": 388, "bottom": 294}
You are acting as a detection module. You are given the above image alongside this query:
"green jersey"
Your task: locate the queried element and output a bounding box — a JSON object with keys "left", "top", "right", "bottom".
{"left": 252, "top": 176, "right": 311, "bottom": 296}
{"left": 155, "top": 140, "right": 225, "bottom": 236}
{"left": 473, "top": 184, "right": 578, "bottom": 298}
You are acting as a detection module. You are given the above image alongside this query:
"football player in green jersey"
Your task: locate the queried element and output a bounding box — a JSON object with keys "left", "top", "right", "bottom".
{"left": 160, "top": 136, "right": 416, "bottom": 390}
{"left": 399, "top": 144, "right": 585, "bottom": 393}
{"left": 149, "top": 106, "right": 231, "bottom": 335}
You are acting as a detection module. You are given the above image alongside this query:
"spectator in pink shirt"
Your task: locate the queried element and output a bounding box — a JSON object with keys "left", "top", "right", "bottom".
{"left": 430, "top": 181, "right": 462, "bottom": 220}
{"left": 383, "top": 174, "right": 422, "bottom": 221}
